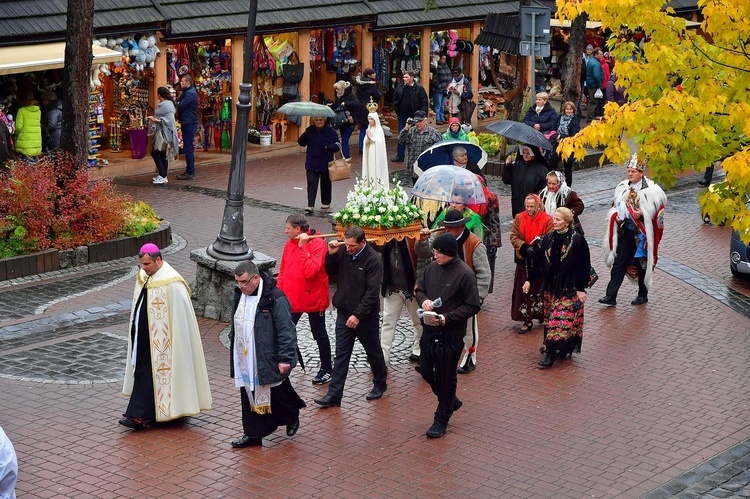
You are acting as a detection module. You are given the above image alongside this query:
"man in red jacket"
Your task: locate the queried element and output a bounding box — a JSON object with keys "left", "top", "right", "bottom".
{"left": 276, "top": 214, "right": 332, "bottom": 384}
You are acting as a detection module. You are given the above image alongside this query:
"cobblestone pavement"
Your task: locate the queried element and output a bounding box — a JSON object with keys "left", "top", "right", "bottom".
{"left": 1, "top": 146, "right": 749, "bottom": 498}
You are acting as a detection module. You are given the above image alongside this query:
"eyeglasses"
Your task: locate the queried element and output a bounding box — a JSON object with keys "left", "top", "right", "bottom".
{"left": 235, "top": 275, "right": 258, "bottom": 289}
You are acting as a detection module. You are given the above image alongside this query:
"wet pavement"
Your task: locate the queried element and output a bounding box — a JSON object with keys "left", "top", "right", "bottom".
{"left": 1, "top": 143, "right": 749, "bottom": 498}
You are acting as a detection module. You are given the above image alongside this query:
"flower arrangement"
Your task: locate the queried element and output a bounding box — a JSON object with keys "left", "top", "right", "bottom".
{"left": 332, "top": 178, "right": 423, "bottom": 229}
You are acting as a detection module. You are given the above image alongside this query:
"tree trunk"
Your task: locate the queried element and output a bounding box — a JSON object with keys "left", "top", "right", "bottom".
{"left": 562, "top": 12, "right": 588, "bottom": 106}
{"left": 60, "top": 0, "right": 94, "bottom": 169}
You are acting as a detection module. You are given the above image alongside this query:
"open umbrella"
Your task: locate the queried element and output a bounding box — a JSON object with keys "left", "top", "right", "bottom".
{"left": 411, "top": 165, "right": 486, "bottom": 205}
{"left": 486, "top": 120, "right": 553, "bottom": 150}
{"left": 277, "top": 101, "right": 336, "bottom": 118}
{"left": 414, "top": 140, "right": 489, "bottom": 176}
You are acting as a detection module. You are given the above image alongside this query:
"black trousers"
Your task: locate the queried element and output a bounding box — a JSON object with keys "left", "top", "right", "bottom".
{"left": 419, "top": 332, "right": 464, "bottom": 424}
{"left": 292, "top": 312, "right": 332, "bottom": 372}
{"left": 605, "top": 226, "right": 648, "bottom": 299}
{"left": 326, "top": 312, "right": 387, "bottom": 400}
{"left": 152, "top": 148, "right": 168, "bottom": 177}
{"left": 240, "top": 379, "right": 305, "bottom": 438}
{"left": 306, "top": 169, "right": 332, "bottom": 207}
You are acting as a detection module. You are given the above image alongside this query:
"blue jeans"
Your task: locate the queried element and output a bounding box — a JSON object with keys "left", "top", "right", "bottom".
{"left": 338, "top": 126, "right": 353, "bottom": 158}
{"left": 358, "top": 126, "right": 366, "bottom": 154}
{"left": 433, "top": 92, "right": 447, "bottom": 122}
{"left": 396, "top": 113, "right": 407, "bottom": 159}
{"left": 180, "top": 122, "right": 198, "bottom": 175}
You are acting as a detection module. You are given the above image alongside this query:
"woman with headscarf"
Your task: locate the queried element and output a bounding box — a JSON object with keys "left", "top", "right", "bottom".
{"left": 510, "top": 193, "right": 553, "bottom": 333}
{"left": 503, "top": 144, "right": 549, "bottom": 217}
{"left": 332, "top": 80, "right": 362, "bottom": 158}
{"left": 362, "top": 112, "right": 390, "bottom": 189}
{"left": 523, "top": 207, "right": 590, "bottom": 367}
{"left": 538, "top": 170, "right": 585, "bottom": 235}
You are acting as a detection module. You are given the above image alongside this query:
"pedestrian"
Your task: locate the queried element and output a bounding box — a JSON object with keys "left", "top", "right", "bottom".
{"left": 276, "top": 213, "right": 333, "bottom": 385}
{"left": 418, "top": 209, "right": 490, "bottom": 374}
{"left": 524, "top": 207, "right": 591, "bottom": 367}
{"left": 449, "top": 145, "right": 481, "bottom": 175}
{"left": 431, "top": 54, "right": 452, "bottom": 125}
{"left": 594, "top": 48, "right": 610, "bottom": 118}
{"left": 552, "top": 101, "right": 581, "bottom": 186}
{"left": 431, "top": 191, "right": 484, "bottom": 240}
{"left": 120, "top": 243, "right": 212, "bottom": 430}
{"left": 40, "top": 89, "right": 62, "bottom": 152}
{"left": 598, "top": 154, "right": 667, "bottom": 307}
{"left": 539, "top": 170, "right": 585, "bottom": 235}
{"left": 314, "top": 226, "right": 388, "bottom": 408}
{"left": 510, "top": 194, "right": 553, "bottom": 333}
{"left": 415, "top": 232, "right": 481, "bottom": 438}
{"left": 0, "top": 118, "right": 13, "bottom": 171}
{"left": 380, "top": 237, "right": 422, "bottom": 365}
{"left": 147, "top": 87, "right": 180, "bottom": 185}
{"left": 584, "top": 48, "right": 604, "bottom": 121}
{"left": 229, "top": 260, "right": 306, "bottom": 448}
{"left": 446, "top": 67, "right": 473, "bottom": 123}
{"left": 0, "top": 425, "right": 17, "bottom": 499}
{"left": 442, "top": 117, "right": 470, "bottom": 142}
{"left": 605, "top": 73, "right": 626, "bottom": 108}
{"left": 503, "top": 144, "right": 549, "bottom": 217}
{"left": 14, "top": 92, "right": 42, "bottom": 158}
{"left": 391, "top": 70, "right": 429, "bottom": 163}
{"left": 297, "top": 115, "right": 339, "bottom": 214}
{"left": 397, "top": 109, "right": 442, "bottom": 184}
{"left": 522, "top": 92, "right": 558, "bottom": 134}
{"left": 332, "top": 80, "right": 361, "bottom": 158}
{"left": 355, "top": 68, "right": 382, "bottom": 154}
{"left": 176, "top": 74, "right": 199, "bottom": 180}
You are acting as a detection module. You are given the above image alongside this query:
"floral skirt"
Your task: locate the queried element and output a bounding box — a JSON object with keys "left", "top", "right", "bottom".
{"left": 543, "top": 291, "right": 584, "bottom": 353}
{"left": 511, "top": 264, "right": 545, "bottom": 323}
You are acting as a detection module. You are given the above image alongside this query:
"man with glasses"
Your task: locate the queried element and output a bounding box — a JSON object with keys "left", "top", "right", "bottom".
{"left": 176, "top": 74, "right": 199, "bottom": 180}
{"left": 229, "top": 260, "right": 306, "bottom": 448}
{"left": 314, "top": 226, "right": 387, "bottom": 408}
{"left": 121, "top": 243, "right": 212, "bottom": 430}
{"left": 415, "top": 233, "right": 480, "bottom": 438}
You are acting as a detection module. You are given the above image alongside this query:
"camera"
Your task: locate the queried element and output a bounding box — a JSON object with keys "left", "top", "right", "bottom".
{"left": 406, "top": 118, "right": 414, "bottom": 125}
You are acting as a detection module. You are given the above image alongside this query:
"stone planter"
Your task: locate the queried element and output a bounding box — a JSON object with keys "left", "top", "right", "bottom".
{"left": 0, "top": 221, "right": 171, "bottom": 281}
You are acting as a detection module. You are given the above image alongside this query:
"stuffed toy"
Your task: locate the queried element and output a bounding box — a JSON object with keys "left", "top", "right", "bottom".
{"left": 447, "top": 30, "right": 458, "bottom": 58}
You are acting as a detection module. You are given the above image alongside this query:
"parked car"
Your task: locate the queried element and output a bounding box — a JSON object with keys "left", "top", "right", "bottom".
{"left": 730, "top": 198, "right": 750, "bottom": 278}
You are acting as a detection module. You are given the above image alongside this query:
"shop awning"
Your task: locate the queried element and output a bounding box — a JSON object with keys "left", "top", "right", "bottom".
{"left": 0, "top": 42, "right": 122, "bottom": 76}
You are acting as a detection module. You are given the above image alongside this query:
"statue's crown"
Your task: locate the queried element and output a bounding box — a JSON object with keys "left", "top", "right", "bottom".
{"left": 366, "top": 96, "right": 378, "bottom": 113}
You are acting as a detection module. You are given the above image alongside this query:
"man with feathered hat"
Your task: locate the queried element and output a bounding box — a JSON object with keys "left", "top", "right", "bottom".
{"left": 598, "top": 154, "right": 667, "bottom": 306}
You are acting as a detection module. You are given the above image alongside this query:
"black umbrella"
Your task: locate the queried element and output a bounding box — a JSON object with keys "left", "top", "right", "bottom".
{"left": 486, "top": 120, "right": 553, "bottom": 150}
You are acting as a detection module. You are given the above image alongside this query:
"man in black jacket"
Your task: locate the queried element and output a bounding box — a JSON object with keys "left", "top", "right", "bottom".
{"left": 391, "top": 70, "right": 429, "bottom": 162}
{"left": 315, "top": 226, "right": 387, "bottom": 407}
{"left": 415, "top": 233, "right": 481, "bottom": 438}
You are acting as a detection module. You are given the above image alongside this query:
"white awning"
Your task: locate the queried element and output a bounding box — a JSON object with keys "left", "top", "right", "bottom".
{"left": 550, "top": 19, "right": 603, "bottom": 30}
{"left": 0, "top": 42, "right": 123, "bottom": 76}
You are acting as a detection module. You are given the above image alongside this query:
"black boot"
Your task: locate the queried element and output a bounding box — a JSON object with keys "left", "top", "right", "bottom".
{"left": 539, "top": 340, "right": 555, "bottom": 367}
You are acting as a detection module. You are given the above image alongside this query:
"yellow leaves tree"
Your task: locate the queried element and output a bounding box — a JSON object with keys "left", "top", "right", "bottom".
{"left": 556, "top": 0, "right": 750, "bottom": 240}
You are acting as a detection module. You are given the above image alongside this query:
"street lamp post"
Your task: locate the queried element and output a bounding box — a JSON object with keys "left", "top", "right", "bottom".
{"left": 206, "top": 0, "right": 259, "bottom": 260}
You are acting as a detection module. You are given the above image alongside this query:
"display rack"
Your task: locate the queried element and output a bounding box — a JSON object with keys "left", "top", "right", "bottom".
{"left": 88, "top": 91, "right": 105, "bottom": 167}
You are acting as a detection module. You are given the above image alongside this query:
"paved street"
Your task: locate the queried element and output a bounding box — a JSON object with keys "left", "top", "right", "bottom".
{"left": 1, "top": 140, "right": 749, "bottom": 498}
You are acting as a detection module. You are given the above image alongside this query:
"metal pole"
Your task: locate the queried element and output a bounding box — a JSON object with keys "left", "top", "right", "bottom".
{"left": 528, "top": 11, "right": 537, "bottom": 108}
{"left": 206, "top": 0, "right": 258, "bottom": 260}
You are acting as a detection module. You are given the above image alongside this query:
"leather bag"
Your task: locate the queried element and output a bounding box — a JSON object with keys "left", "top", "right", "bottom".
{"left": 282, "top": 63, "right": 304, "bottom": 83}
{"left": 332, "top": 107, "right": 353, "bottom": 130}
{"left": 328, "top": 143, "right": 351, "bottom": 181}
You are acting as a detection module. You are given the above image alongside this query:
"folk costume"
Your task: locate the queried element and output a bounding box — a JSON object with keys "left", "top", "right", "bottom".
{"left": 123, "top": 262, "right": 212, "bottom": 425}
{"left": 509, "top": 195, "right": 553, "bottom": 330}
{"left": 603, "top": 158, "right": 666, "bottom": 299}
{"left": 539, "top": 171, "right": 585, "bottom": 235}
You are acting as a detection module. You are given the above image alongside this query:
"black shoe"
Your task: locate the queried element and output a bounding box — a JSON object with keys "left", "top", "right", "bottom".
{"left": 286, "top": 419, "right": 300, "bottom": 437}
{"left": 598, "top": 295, "right": 617, "bottom": 307}
{"left": 408, "top": 354, "right": 420, "bottom": 362}
{"left": 176, "top": 173, "right": 195, "bottom": 180}
{"left": 231, "top": 435, "right": 263, "bottom": 448}
{"left": 314, "top": 394, "right": 341, "bottom": 408}
{"left": 414, "top": 365, "right": 421, "bottom": 373}
{"left": 365, "top": 387, "right": 385, "bottom": 400}
{"left": 452, "top": 398, "right": 463, "bottom": 412}
{"left": 698, "top": 180, "right": 710, "bottom": 186}
{"left": 538, "top": 350, "right": 555, "bottom": 368}
{"left": 390, "top": 156, "right": 404, "bottom": 162}
{"left": 457, "top": 358, "right": 475, "bottom": 374}
{"left": 426, "top": 421, "right": 447, "bottom": 438}
{"left": 118, "top": 417, "right": 143, "bottom": 430}
{"left": 631, "top": 296, "right": 649, "bottom": 305}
